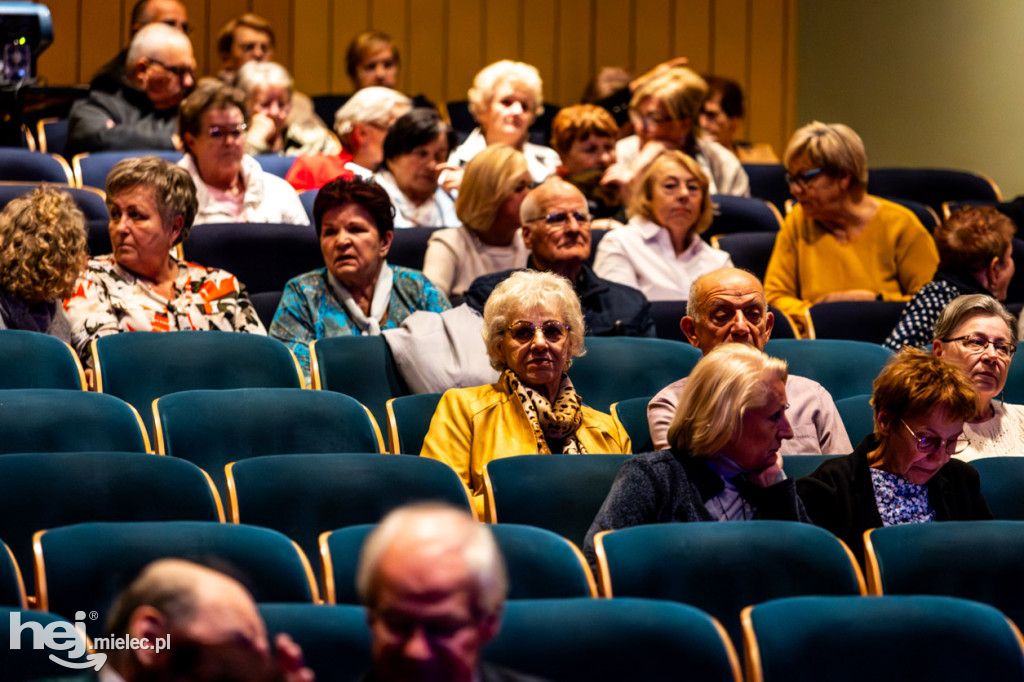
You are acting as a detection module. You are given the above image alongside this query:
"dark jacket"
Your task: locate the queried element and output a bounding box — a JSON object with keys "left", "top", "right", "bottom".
{"left": 66, "top": 82, "right": 179, "bottom": 158}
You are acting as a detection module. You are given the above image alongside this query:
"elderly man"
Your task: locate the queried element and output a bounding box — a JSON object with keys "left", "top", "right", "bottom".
{"left": 90, "top": 0, "right": 189, "bottom": 93}
{"left": 648, "top": 267, "right": 851, "bottom": 454}
{"left": 99, "top": 558, "right": 312, "bottom": 682}
{"left": 67, "top": 22, "right": 195, "bottom": 157}
{"left": 358, "top": 503, "right": 544, "bottom": 682}
{"left": 465, "top": 178, "right": 654, "bottom": 337}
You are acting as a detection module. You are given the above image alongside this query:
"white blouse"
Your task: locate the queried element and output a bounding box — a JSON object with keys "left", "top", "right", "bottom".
{"left": 422, "top": 227, "right": 528, "bottom": 298}
{"left": 957, "top": 401, "right": 1024, "bottom": 461}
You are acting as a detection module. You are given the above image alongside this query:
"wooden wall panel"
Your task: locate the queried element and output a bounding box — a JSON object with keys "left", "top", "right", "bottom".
{"left": 80, "top": 1, "right": 122, "bottom": 83}
{"left": 593, "top": 0, "right": 631, "bottom": 78}
{"left": 36, "top": 0, "right": 80, "bottom": 85}
{"left": 408, "top": 0, "right": 447, "bottom": 107}
{"left": 328, "top": 0, "right": 371, "bottom": 93}
{"left": 205, "top": 0, "right": 248, "bottom": 77}
{"left": 554, "top": 0, "right": 592, "bottom": 105}
{"left": 483, "top": 0, "right": 520, "bottom": 65}
{"left": 635, "top": 0, "right": 674, "bottom": 75}
{"left": 292, "top": 0, "right": 331, "bottom": 94}
{"left": 370, "top": 0, "right": 408, "bottom": 90}
{"left": 522, "top": 0, "right": 557, "bottom": 104}
{"left": 710, "top": 0, "right": 747, "bottom": 80}
{"left": 446, "top": 0, "right": 483, "bottom": 103}
{"left": 748, "top": 0, "right": 787, "bottom": 154}
{"left": 674, "top": 0, "right": 712, "bottom": 73}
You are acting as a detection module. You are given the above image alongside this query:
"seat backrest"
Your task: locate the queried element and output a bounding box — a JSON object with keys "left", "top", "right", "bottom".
{"left": 227, "top": 453, "right": 471, "bottom": 581}
{"left": 0, "top": 329, "right": 84, "bottom": 389}
{"left": 250, "top": 289, "right": 283, "bottom": 328}
{"left": 253, "top": 153, "right": 296, "bottom": 178}
{"left": 299, "top": 189, "right": 316, "bottom": 224}
{"left": 806, "top": 301, "right": 907, "bottom": 344}
{"left": 0, "top": 607, "right": 91, "bottom": 677}
{"left": 648, "top": 300, "right": 687, "bottom": 341}
{"left": 35, "top": 117, "right": 69, "bottom": 157}
{"left": 0, "top": 149, "right": 74, "bottom": 184}
{"left": 743, "top": 595, "right": 1024, "bottom": 682}
{"left": 864, "top": 520, "right": 1024, "bottom": 627}
{"left": 1002, "top": 338, "right": 1024, "bottom": 402}
{"left": 93, "top": 331, "right": 303, "bottom": 438}
{"left": 310, "top": 94, "right": 352, "bottom": 130}
{"left": 182, "top": 222, "right": 322, "bottom": 294}
{"left": 610, "top": 396, "right": 655, "bottom": 454}
{"left": 311, "top": 335, "right": 408, "bottom": 429}
{"left": 780, "top": 454, "right": 842, "bottom": 480}
{"left": 486, "top": 598, "right": 742, "bottom": 682}
{"left": 881, "top": 195, "right": 941, "bottom": 231}
{"left": 0, "top": 389, "right": 149, "bottom": 454}
{"left": 768, "top": 305, "right": 797, "bottom": 339}
{"left": 386, "top": 392, "right": 442, "bottom": 454}
{"left": 0, "top": 181, "right": 108, "bottom": 221}
{"left": 710, "top": 232, "right": 777, "bottom": 282}
{"left": 970, "top": 457, "right": 1024, "bottom": 520}
{"left": 569, "top": 337, "right": 702, "bottom": 412}
{"left": 834, "top": 393, "right": 874, "bottom": 446}
{"left": 259, "top": 603, "right": 371, "bottom": 682}
{"left": 710, "top": 194, "right": 783, "bottom": 235}
{"left": 483, "top": 454, "right": 632, "bottom": 547}
{"left": 0, "top": 452, "right": 221, "bottom": 577}
{"left": 73, "top": 150, "right": 183, "bottom": 189}
{"left": 35, "top": 520, "right": 316, "bottom": 640}
{"left": 0, "top": 543, "right": 25, "bottom": 609}
{"left": 596, "top": 521, "right": 864, "bottom": 644}
{"left": 742, "top": 162, "right": 789, "bottom": 211}
{"left": 867, "top": 167, "right": 1002, "bottom": 213}
{"left": 155, "top": 388, "right": 383, "bottom": 501}
{"left": 763, "top": 339, "right": 893, "bottom": 400}
{"left": 388, "top": 227, "right": 441, "bottom": 270}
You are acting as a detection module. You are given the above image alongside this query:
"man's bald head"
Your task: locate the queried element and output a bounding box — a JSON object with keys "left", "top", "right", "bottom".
{"left": 682, "top": 267, "right": 773, "bottom": 353}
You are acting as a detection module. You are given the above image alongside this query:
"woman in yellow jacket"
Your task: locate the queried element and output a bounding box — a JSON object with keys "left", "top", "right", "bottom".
{"left": 421, "top": 269, "right": 631, "bottom": 518}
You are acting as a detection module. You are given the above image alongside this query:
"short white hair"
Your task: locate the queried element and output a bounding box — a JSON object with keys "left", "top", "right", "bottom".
{"left": 127, "top": 22, "right": 191, "bottom": 65}
{"left": 333, "top": 86, "right": 412, "bottom": 144}
{"left": 235, "top": 60, "right": 293, "bottom": 96}
{"left": 468, "top": 60, "right": 544, "bottom": 120}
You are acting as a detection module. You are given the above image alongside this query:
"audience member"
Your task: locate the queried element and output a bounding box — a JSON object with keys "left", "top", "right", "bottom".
{"left": 346, "top": 31, "right": 399, "bottom": 90}
{"left": 422, "top": 144, "right": 531, "bottom": 298}
{"left": 374, "top": 109, "right": 459, "bottom": 227}
{"left": 448, "top": 60, "right": 561, "bottom": 184}
{"left": 102, "top": 558, "right": 312, "bottom": 682}
{"left": 0, "top": 188, "right": 87, "bottom": 340}
{"left": 215, "top": 13, "right": 275, "bottom": 85}
{"left": 932, "top": 294, "right": 1024, "bottom": 460}
{"left": 699, "top": 75, "right": 779, "bottom": 163}
{"left": 648, "top": 267, "right": 851, "bottom": 453}
{"left": 798, "top": 348, "right": 991, "bottom": 564}
{"left": 421, "top": 270, "right": 630, "bottom": 518}
{"left": 593, "top": 149, "right": 731, "bottom": 300}
{"left": 286, "top": 87, "right": 412, "bottom": 191}
{"left": 550, "top": 104, "right": 624, "bottom": 221}
{"left": 764, "top": 121, "right": 938, "bottom": 336}
{"left": 65, "top": 157, "right": 265, "bottom": 370}
{"left": 177, "top": 79, "right": 309, "bottom": 225}
{"left": 236, "top": 61, "right": 339, "bottom": 157}
{"left": 614, "top": 67, "right": 749, "bottom": 196}
{"left": 465, "top": 178, "right": 655, "bottom": 337}
{"left": 584, "top": 343, "right": 809, "bottom": 566}
{"left": 89, "top": 0, "right": 190, "bottom": 94}
{"left": 357, "top": 503, "right": 546, "bottom": 682}
{"left": 67, "top": 22, "right": 195, "bottom": 157}
{"left": 269, "top": 177, "right": 450, "bottom": 381}
{"left": 885, "top": 207, "right": 1015, "bottom": 351}
{"left": 580, "top": 66, "right": 631, "bottom": 104}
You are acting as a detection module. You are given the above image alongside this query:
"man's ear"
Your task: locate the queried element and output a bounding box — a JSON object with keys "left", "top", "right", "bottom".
{"left": 478, "top": 605, "right": 503, "bottom": 644}
{"left": 679, "top": 315, "right": 699, "bottom": 348}
{"left": 520, "top": 224, "right": 534, "bottom": 251}
{"left": 763, "top": 309, "right": 775, "bottom": 341}
{"left": 128, "top": 605, "right": 172, "bottom": 668}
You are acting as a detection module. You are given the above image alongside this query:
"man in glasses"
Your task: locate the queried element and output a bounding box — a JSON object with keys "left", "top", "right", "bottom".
{"left": 464, "top": 178, "right": 655, "bottom": 337}
{"left": 68, "top": 21, "right": 196, "bottom": 157}
{"left": 90, "top": 0, "right": 190, "bottom": 94}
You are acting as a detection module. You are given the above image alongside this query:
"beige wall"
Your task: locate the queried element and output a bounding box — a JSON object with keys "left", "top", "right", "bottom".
{"left": 37, "top": 0, "right": 797, "bottom": 155}
{"left": 798, "top": 0, "right": 1022, "bottom": 198}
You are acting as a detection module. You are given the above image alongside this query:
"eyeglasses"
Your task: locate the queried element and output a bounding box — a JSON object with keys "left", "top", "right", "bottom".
{"left": 203, "top": 123, "right": 249, "bottom": 140}
{"left": 527, "top": 211, "right": 592, "bottom": 231}
{"left": 784, "top": 168, "right": 824, "bottom": 189}
{"left": 942, "top": 334, "right": 1017, "bottom": 358}
{"left": 900, "top": 420, "right": 970, "bottom": 456}
{"left": 629, "top": 108, "right": 673, "bottom": 127}
{"left": 159, "top": 19, "right": 193, "bottom": 34}
{"left": 505, "top": 321, "right": 569, "bottom": 344}
{"left": 145, "top": 57, "right": 194, "bottom": 81}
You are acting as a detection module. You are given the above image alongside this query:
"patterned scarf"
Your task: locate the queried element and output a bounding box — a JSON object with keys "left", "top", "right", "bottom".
{"left": 503, "top": 369, "right": 587, "bottom": 455}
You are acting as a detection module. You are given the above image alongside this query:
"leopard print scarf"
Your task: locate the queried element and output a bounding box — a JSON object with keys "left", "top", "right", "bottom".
{"left": 503, "top": 369, "right": 587, "bottom": 455}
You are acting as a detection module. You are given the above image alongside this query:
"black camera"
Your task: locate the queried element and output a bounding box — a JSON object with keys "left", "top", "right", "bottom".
{"left": 0, "top": 2, "right": 52, "bottom": 86}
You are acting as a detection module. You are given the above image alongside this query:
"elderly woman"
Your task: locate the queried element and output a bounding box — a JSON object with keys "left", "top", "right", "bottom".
{"left": 614, "top": 67, "right": 749, "bottom": 197}
{"left": 550, "top": 104, "right": 623, "bottom": 221}
{"left": 931, "top": 294, "right": 1024, "bottom": 460}
{"left": 286, "top": 87, "right": 412, "bottom": 191}
{"left": 885, "top": 208, "right": 1015, "bottom": 351}
{"left": 420, "top": 270, "right": 631, "bottom": 518}
{"left": 448, "top": 60, "right": 561, "bottom": 184}
{"left": 269, "top": 176, "right": 450, "bottom": 380}
{"left": 0, "top": 188, "right": 88, "bottom": 340}
{"left": 177, "top": 79, "right": 309, "bottom": 225}
{"left": 584, "top": 343, "right": 807, "bottom": 563}
{"left": 346, "top": 31, "right": 399, "bottom": 90}
{"left": 764, "top": 122, "right": 938, "bottom": 336}
{"left": 236, "top": 61, "right": 339, "bottom": 157}
{"left": 65, "top": 156, "right": 265, "bottom": 366}
{"left": 798, "top": 348, "right": 991, "bottom": 564}
{"left": 699, "top": 76, "right": 779, "bottom": 164}
{"left": 373, "top": 109, "right": 459, "bottom": 228}
{"left": 593, "top": 149, "right": 731, "bottom": 300}
{"left": 422, "top": 144, "right": 531, "bottom": 298}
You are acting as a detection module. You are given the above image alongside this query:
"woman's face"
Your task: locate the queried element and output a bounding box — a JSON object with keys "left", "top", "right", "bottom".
{"left": 481, "top": 80, "right": 536, "bottom": 147}
{"left": 563, "top": 132, "right": 616, "bottom": 175}
{"left": 650, "top": 160, "right": 703, "bottom": 235}
{"left": 320, "top": 203, "right": 393, "bottom": 291}
{"left": 494, "top": 173, "right": 532, "bottom": 231}
{"left": 249, "top": 84, "right": 291, "bottom": 136}
{"left": 187, "top": 106, "right": 247, "bottom": 183}
{"left": 878, "top": 406, "right": 964, "bottom": 485}
{"left": 108, "top": 185, "right": 179, "bottom": 279}
{"left": 632, "top": 96, "right": 689, "bottom": 149}
{"left": 227, "top": 26, "right": 273, "bottom": 70}
{"left": 786, "top": 154, "right": 848, "bottom": 218}
{"left": 356, "top": 45, "right": 398, "bottom": 89}
{"left": 497, "top": 304, "right": 573, "bottom": 398}
{"left": 721, "top": 375, "right": 792, "bottom": 473}
{"left": 387, "top": 133, "right": 450, "bottom": 204}
{"left": 933, "top": 313, "right": 1014, "bottom": 405}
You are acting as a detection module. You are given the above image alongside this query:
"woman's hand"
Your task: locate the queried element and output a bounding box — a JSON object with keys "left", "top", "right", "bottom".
{"left": 437, "top": 164, "right": 463, "bottom": 194}
{"left": 248, "top": 112, "right": 280, "bottom": 148}
{"left": 812, "top": 289, "right": 876, "bottom": 304}
{"left": 745, "top": 453, "right": 785, "bottom": 488}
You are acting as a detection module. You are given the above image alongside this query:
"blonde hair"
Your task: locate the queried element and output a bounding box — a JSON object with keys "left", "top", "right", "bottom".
{"left": 629, "top": 150, "right": 714, "bottom": 234}
{"left": 468, "top": 60, "right": 544, "bottom": 121}
{"left": 784, "top": 121, "right": 868, "bottom": 194}
{"left": 482, "top": 270, "right": 585, "bottom": 372}
{"left": 630, "top": 68, "right": 707, "bottom": 133}
{"left": 455, "top": 144, "right": 529, "bottom": 233}
{"left": 667, "top": 343, "right": 788, "bottom": 456}
{"left": 0, "top": 187, "right": 88, "bottom": 303}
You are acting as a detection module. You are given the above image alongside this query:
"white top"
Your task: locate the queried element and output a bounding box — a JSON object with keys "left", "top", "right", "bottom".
{"left": 592, "top": 216, "right": 733, "bottom": 301}
{"left": 347, "top": 161, "right": 373, "bottom": 179}
{"left": 448, "top": 127, "right": 561, "bottom": 184}
{"left": 615, "top": 135, "right": 750, "bottom": 197}
{"left": 373, "top": 169, "right": 460, "bottom": 228}
{"left": 957, "top": 401, "right": 1024, "bottom": 461}
{"left": 422, "top": 226, "right": 528, "bottom": 297}
{"left": 179, "top": 154, "right": 309, "bottom": 225}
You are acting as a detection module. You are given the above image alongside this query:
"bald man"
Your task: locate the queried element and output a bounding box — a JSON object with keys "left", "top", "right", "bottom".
{"left": 100, "top": 559, "right": 312, "bottom": 682}
{"left": 465, "top": 178, "right": 654, "bottom": 337}
{"left": 647, "top": 267, "right": 851, "bottom": 454}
